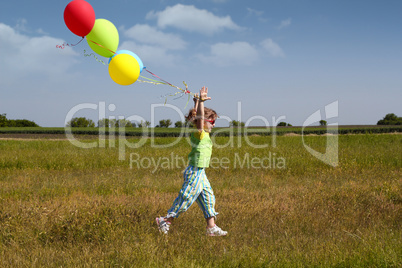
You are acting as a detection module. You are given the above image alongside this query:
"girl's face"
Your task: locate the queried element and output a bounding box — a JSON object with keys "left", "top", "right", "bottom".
{"left": 204, "top": 117, "right": 216, "bottom": 132}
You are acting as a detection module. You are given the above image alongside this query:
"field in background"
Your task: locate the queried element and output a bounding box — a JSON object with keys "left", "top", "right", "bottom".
{"left": 0, "top": 134, "right": 401, "bottom": 267}
{"left": 0, "top": 125, "right": 401, "bottom": 138}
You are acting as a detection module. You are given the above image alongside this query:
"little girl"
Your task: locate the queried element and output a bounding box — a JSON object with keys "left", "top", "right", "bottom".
{"left": 156, "top": 86, "right": 227, "bottom": 236}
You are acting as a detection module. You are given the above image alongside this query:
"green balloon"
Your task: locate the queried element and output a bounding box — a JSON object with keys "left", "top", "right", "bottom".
{"left": 86, "top": 19, "right": 119, "bottom": 58}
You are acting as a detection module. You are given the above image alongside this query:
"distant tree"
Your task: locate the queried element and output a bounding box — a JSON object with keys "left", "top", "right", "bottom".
{"left": 108, "top": 119, "right": 117, "bottom": 128}
{"left": 117, "top": 119, "right": 132, "bottom": 128}
{"left": 277, "top": 122, "right": 292, "bottom": 127}
{"left": 159, "top": 119, "right": 172, "bottom": 128}
{"left": 166, "top": 119, "right": 172, "bottom": 128}
{"left": 6, "top": 120, "right": 16, "bottom": 127}
{"left": 319, "top": 120, "right": 327, "bottom": 126}
{"left": 0, "top": 113, "right": 39, "bottom": 127}
{"left": 138, "top": 120, "right": 150, "bottom": 128}
{"left": 230, "top": 120, "right": 245, "bottom": 127}
{"left": 0, "top": 113, "right": 8, "bottom": 127}
{"left": 102, "top": 118, "right": 135, "bottom": 128}
{"left": 175, "top": 121, "right": 185, "bottom": 128}
{"left": 377, "top": 113, "right": 402, "bottom": 125}
{"left": 7, "top": 119, "right": 38, "bottom": 127}
{"left": 66, "top": 117, "right": 95, "bottom": 127}
{"left": 98, "top": 118, "right": 110, "bottom": 128}
{"left": 186, "top": 121, "right": 195, "bottom": 128}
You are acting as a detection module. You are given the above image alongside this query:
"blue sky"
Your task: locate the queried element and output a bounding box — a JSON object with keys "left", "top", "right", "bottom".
{"left": 0, "top": 0, "right": 401, "bottom": 127}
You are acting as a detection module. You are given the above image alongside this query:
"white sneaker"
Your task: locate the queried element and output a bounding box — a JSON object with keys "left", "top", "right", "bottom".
{"left": 206, "top": 225, "right": 228, "bottom": 236}
{"left": 156, "top": 217, "right": 170, "bottom": 234}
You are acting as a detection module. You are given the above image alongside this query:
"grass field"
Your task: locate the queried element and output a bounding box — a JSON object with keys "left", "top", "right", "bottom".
{"left": 0, "top": 125, "right": 401, "bottom": 137}
{"left": 0, "top": 134, "right": 401, "bottom": 267}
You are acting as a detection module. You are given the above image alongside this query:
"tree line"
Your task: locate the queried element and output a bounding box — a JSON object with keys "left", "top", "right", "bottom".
{"left": 1, "top": 113, "right": 400, "bottom": 128}
{"left": 66, "top": 117, "right": 181, "bottom": 128}
{"left": 66, "top": 118, "right": 250, "bottom": 128}
{"left": 0, "top": 113, "right": 39, "bottom": 127}
{"left": 65, "top": 118, "right": 303, "bottom": 128}
{"left": 377, "top": 113, "right": 402, "bottom": 125}
{"left": 66, "top": 117, "right": 151, "bottom": 128}
{"left": 65, "top": 113, "right": 401, "bottom": 128}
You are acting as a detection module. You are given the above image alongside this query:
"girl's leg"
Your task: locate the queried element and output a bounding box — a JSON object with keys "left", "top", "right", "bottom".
{"left": 195, "top": 173, "right": 218, "bottom": 227}
{"left": 166, "top": 166, "right": 204, "bottom": 219}
{"left": 206, "top": 216, "right": 215, "bottom": 228}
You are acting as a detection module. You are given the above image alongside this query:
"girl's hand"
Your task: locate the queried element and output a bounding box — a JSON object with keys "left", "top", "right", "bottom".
{"left": 200, "top": 86, "right": 211, "bottom": 102}
{"left": 193, "top": 93, "right": 199, "bottom": 104}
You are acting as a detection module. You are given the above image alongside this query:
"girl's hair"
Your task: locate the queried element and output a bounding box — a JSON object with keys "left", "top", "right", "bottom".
{"left": 185, "top": 107, "right": 218, "bottom": 123}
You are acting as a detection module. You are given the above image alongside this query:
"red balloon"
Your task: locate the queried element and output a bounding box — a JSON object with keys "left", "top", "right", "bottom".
{"left": 64, "top": 0, "right": 95, "bottom": 37}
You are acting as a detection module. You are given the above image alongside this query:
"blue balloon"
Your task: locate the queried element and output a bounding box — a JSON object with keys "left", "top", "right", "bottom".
{"left": 109, "top": 50, "right": 144, "bottom": 73}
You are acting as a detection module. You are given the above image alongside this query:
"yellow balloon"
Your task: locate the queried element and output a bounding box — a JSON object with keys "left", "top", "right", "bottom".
{"left": 108, "top": 54, "right": 140, "bottom": 86}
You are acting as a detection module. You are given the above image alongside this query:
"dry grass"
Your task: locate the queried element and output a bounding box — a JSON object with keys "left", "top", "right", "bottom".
{"left": 0, "top": 134, "right": 401, "bottom": 267}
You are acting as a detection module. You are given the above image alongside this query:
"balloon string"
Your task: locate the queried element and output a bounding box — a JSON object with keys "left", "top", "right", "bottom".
{"left": 83, "top": 50, "right": 106, "bottom": 65}
{"left": 58, "top": 36, "right": 196, "bottom": 105}
{"left": 144, "top": 69, "right": 175, "bottom": 88}
{"left": 144, "top": 69, "right": 193, "bottom": 95}
{"left": 139, "top": 75, "right": 168, "bottom": 85}
{"left": 138, "top": 77, "right": 193, "bottom": 108}
{"left": 86, "top": 38, "right": 117, "bottom": 56}
{"left": 71, "top": 37, "right": 190, "bottom": 96}
{"left": 144, "top": 69, "right": 189, "bottom": 93}
{"left": 137, "top": 80, "right": 165, "bottom": 85}
{"left": 56, "top": 37, "right": 85, "bottom": 49}
{"left": 141, "top": 69, "right": 198, "bottom": 107}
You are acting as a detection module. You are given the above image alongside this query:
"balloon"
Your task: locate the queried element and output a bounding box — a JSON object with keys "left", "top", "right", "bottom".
{"left": 86, "top": 19, "right": 119, "bottom": 58}
{"left": 109, "top": 50, "right": 144, "bottom": 73}
{"left": 64, "top": 0, "right": 95, "bottom": 37}
{"left": 108, "top": 54, "right": 140, "bottom": 86}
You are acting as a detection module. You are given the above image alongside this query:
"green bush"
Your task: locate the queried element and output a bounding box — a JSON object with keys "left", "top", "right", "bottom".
{"left": 0, "top": 113, "right": 39, "bottom": 127}
{"left": 377, "top": 113, "right": 402, "bottom": 125}
{"left": 66, "top": 117, "right": 95, "bottom": 128}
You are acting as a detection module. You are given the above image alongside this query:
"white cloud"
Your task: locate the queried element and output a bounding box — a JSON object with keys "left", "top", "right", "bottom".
{"left": 14, "top": 18, "right": 29, "bottom": 33}
{"left": 200, "top": 39, "right": 284, "bottom": 67}
{"left": 13, "top": 18, "right": 49, "bottom": 35}
{"left": 36, "top": 28, "right": 49, "bottom": 35}
{"left": 0, "top": 23, "right": 79, "bottom": 78}
{"left": 247, "top": 7, "right": 264, "bottom": 17}
{"left": 146, "top": 4, "right": 242, "bottom": 35}
{"left": 277, "top": 18, "right": 292, "bottom": 30}
{"left": 246, "top": 8, "right": 267, "bottom": 22}
{"left": 197, "top": 41, "right": 259, "bottom": 66}
{"left": 260, "top": 38, "right": 284, "bottom": 57}
{"left": 123, "top": 24, "right": 186, "bottom": 50}
{"left": 119, "top": 40, "right": 179, "bottom": 68}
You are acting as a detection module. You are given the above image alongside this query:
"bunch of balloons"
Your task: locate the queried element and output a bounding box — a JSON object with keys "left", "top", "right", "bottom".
{"left": 63, "top": 0, "right": 144, "bottom": 85}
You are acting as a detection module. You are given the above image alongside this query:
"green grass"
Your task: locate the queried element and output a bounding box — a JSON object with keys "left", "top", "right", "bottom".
{"left": 0, "top": 134, "right": 401, "bottom": 267}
